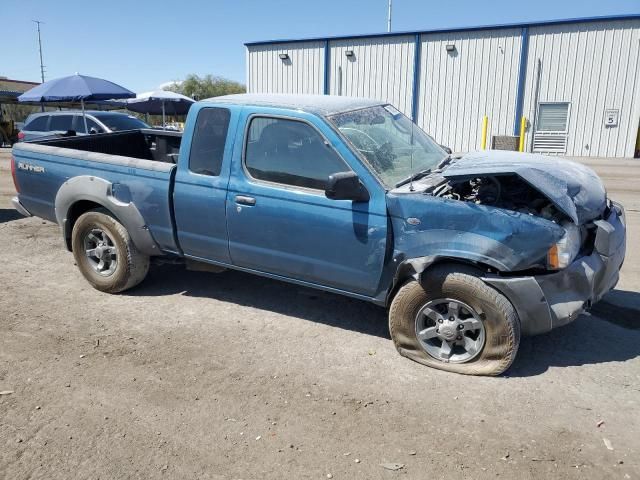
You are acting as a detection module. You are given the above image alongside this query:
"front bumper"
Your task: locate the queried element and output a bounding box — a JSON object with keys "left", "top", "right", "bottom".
{"left": 484, "top": 202, "right": 626, "bottom": 336}
{"left": 12, "top": 196, "right": 32, "bottom": 217}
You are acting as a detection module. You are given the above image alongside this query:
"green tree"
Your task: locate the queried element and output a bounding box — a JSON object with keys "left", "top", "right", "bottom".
{"left": 166, "top": 74, "right": 245, "bottom": 100}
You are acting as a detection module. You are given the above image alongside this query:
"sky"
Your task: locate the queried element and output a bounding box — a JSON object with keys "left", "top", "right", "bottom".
{"left": 3, "top": 0, "right": 639, "bottom": 92}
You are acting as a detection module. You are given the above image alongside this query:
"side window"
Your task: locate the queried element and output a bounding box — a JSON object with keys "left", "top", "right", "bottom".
{"left": 26, "top": 116, "right": 49, "bottom": 132}
{"left": 189, "top": 107, "right": 231, "bottom": 176}
{"left": 73, "top": 116, "right": 86, "bottom": 133}
{"left": 74, "top": 117, "right": 103, "bottom": 134}
{"left": 247, "top": 117, "right": 277, "bottom": 142}
{"left": 244, "top": 117, "right": 350, "bottom": 190}
{"left": 50, "top": 115, "right": 73, "bottom": 132}
{"left": 88, "top": 119, "right": 102, "bottom": 133}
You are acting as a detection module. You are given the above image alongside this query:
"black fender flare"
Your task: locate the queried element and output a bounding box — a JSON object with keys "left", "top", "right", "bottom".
{"left": 54, "top": 175, "right": 161, "bottom": 256}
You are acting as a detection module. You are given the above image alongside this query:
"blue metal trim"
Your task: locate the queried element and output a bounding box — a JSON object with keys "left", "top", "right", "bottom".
{"left": 514, "top": 26, "right": 530, "bottom": 135}
{"left": 411, "top": 34, "right": 422, "bottom": 121}
{"left": 323, "top": 40, "right": 330, "bottom": 95}
{"left": 245, "top": 14, "right": 640, "bottom": 46}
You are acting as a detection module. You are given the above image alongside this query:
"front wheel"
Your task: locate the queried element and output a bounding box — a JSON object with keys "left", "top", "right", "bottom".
{"left": 389, "top": 266, "right": 520, "bottom": 376}
{"left": 71, "top": 209, "right": 149, "bottom": 293}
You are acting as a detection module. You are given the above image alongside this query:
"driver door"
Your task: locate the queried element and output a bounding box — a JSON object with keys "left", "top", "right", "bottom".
{"left": 226, "top": 109, "right": 388, "bottom": 297}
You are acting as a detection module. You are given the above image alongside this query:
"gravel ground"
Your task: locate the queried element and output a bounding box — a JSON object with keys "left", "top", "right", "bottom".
{"left": 1, "top": 149, "right": 639, "bottom": 480}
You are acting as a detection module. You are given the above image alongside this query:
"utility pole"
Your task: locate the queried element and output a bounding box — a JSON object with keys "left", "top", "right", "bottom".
{"left": 387, "top": 0, "right": 392, "bottom": 32}
{"left": 33, "top": 20, "right": 46, "bottom": 83}
{"left": 33, "top": 20, "right": 46, "bottom": 111}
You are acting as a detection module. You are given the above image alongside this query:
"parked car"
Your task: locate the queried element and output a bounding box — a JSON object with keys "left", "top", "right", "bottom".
{"left": 153, "top": 123, "right": 182, "bottom": 131}
{"left": 10, "top": 94, "right": 626, "bottom": 376}
{"left": 18, "top": 110, "right": 149, "bottom": 141}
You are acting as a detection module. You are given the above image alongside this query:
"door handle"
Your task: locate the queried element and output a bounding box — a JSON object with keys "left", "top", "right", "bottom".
{"left": 235, "top": 195, "right": 256, "bottom": 206}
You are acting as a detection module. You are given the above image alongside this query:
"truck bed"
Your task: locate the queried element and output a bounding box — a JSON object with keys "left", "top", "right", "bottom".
{"left": 12, "top": 130, "right": 182, "bottom": 254}
{"left": 35, "top": 129, "right": 182, "bottom": 164}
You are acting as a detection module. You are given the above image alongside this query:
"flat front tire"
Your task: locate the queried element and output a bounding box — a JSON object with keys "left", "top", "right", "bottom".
{"left": 71, "top": 209, "right": 149, "bottom": 293}
{"left": 389, "top": 266, "right": 520, "bottom": 376}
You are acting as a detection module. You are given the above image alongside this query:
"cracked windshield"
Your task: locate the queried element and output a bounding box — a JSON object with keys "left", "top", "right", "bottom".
{"left": 329, "top": 105, "right": 446, "bottom": 188}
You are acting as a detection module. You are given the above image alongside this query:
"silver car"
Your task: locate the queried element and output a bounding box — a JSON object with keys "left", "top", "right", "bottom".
{"left": 19, "top": 111, "right": 149, "bottom": 141}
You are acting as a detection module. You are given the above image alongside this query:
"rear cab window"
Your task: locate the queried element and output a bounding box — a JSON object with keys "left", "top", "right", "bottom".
{"left": 189, "top": 107, "right": 231, "bottom": 176}
{"left": 243, "top": 116, "right": 351, "bottom": 190}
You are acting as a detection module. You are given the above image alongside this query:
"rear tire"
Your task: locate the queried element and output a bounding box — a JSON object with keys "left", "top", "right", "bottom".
{"left": 389, "top": 265, "right": 520, "bottom": 376}
{"left": 71, "top": 209, "right": 149, "bottom": 293}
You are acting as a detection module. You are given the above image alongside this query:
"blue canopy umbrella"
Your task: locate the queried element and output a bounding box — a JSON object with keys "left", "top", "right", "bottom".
{"left": 124, "top": 90, "right": 195, "bottom": 128}
{"left": 18, "top": 73, "right": 135, "bottom": 132}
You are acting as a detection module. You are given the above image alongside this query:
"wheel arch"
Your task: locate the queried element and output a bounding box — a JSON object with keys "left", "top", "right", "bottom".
{"left": 55, "top": 176, "right": 161, "bottom": 256}
{"left": 63, "top": 199, "right": 108, "bottom": 250}
{"left": 385, "top": 255, "right": 498, "bottom": 307}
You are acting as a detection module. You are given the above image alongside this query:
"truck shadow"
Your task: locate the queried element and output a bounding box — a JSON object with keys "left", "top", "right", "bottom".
{"left": 127, "top": 264, "right": 391, "bottom": 339}
{"left": 0, "top": 208, "right": 22, "bottom": 224}
{"left": 127, "top": 265, "right": 640, "bottom": 376}
{"left": 509, "top": 289, "right": 640, "bottom": 377}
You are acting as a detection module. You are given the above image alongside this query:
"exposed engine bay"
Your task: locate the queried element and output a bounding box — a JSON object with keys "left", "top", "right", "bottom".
{"left": 432, "top": 175, "right": 566, "bottom": 223}
{"left": 426, "top": 174, "right": 591, "bottom": 268}
{"left": 388, "top": 151, "right": 609, "bottom": 273}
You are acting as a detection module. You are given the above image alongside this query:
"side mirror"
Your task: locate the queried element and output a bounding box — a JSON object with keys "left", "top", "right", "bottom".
{"left": 440, "top": 145, "right": 452, "bottom": 155}
{"left": 325, "top": 171, "right": 370, "bottom": 202}
{"left": 89, "top": 128, "right": 99, "bottom": 135}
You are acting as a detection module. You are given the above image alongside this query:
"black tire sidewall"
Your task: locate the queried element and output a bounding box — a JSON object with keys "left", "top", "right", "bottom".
{"left": 71, "top": 211, "right": 130, "bottom": 292}
{"left": 389, "top": 268, "right": 520, "bottom": 376}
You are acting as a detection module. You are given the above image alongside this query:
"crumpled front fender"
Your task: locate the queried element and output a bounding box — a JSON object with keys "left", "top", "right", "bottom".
{"left": 387, "top": 193, "right": 565, "bottom": 272}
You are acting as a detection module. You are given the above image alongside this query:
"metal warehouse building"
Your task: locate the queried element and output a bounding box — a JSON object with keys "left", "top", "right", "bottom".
{"left": 245, "top": 15, "right": 640, "bottom": 158}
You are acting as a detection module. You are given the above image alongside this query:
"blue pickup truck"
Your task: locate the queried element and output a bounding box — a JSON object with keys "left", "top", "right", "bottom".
{"left": 10, "top": 94, "right": 626, "bottom": 375}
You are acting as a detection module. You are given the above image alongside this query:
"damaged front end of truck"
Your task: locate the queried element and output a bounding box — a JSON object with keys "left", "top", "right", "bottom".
{"left": 386, "top": 151, "right": 626, "bottom": 336}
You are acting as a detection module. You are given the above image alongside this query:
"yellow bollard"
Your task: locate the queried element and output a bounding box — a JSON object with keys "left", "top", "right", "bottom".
{"left": 480, "top": 116, "right": 488, "bottom": 150}
{"left": 519, "top": 116, "right": 527, "bottom": 152}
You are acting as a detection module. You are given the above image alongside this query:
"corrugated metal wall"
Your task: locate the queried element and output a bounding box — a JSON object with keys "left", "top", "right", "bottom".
{"left": 246, "top": 41, "right": 326, "bottom": 95}
{"left": 521, "top": 19, "right": 640, "bottom": 157}
{"left": 246, "top": 18, "right": 640, "bottom": 157}
{"left": 328, "top": 36, "right": 415, "bottom": 117}
{"left": 416, "top": 28, "right": 522, "bottom": 152}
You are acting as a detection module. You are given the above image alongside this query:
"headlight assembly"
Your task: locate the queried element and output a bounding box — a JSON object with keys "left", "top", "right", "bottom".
{"left": 547, "top": 222, "right": 581, "bottom": 270}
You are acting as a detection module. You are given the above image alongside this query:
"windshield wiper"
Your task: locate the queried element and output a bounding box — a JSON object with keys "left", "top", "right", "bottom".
{"left": 436, "top": 154, "right": 454, "bottom": 169}
{"left": 394, "top": 168, "right": 433, "bottom": 188}
{"left": 394, "top": 154, "right": 452, "bottom": 188}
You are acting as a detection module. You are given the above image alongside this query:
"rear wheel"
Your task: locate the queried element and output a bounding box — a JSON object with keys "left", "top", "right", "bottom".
{"left": 71, "top": 209, "right": 149, "bottom": 293}
{"left": 389, "top": 265, "right": 520, "bottom": 376}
